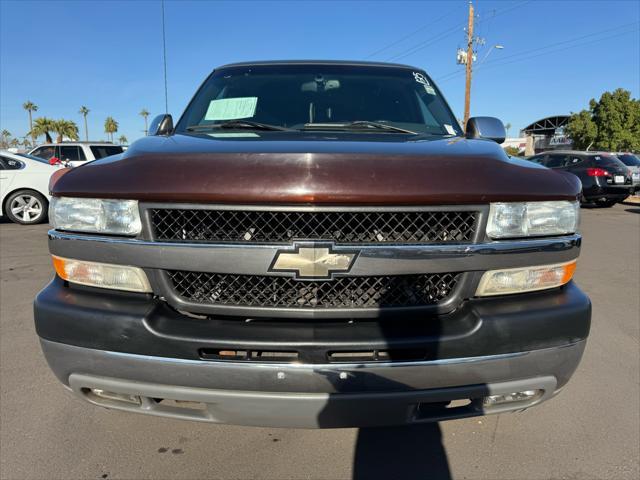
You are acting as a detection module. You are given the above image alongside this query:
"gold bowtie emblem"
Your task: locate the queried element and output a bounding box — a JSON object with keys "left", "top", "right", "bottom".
{"left": 270, "top": 244, "right": 358, "bottom": 280}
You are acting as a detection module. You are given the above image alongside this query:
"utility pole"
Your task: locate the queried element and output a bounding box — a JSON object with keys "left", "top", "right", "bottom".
{"left": 463, "top": 1, "right": 474, "bottom": 128}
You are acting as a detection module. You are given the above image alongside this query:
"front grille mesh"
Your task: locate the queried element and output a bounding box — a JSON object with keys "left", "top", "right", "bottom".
{"left": 151, "top": 209, "right": 477, "bottom": 244}
{"left": 167, "top": 271, "right": 460, "bottom": 309}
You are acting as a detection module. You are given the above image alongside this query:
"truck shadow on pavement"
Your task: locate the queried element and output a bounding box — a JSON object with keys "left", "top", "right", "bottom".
{"left": 312, "top": 302, "right": 475, "bottom": 480}
{"left": 316, "top": 368, "right": 454, "bottom": 480}
{"left": 352, "top": 424, "right": 451, "bottom": 480}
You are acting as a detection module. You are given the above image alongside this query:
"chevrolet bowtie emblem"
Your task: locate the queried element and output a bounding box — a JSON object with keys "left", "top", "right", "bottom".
{"left": 269, "top": 243, "right": 359, "bottom": 280}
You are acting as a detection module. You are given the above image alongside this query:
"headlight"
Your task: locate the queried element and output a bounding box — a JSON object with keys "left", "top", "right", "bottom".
{"left": 50, "top": 197, "right": 141, "bottom": 235}
{"left": 52, "top": 256, "right": 151, "bottom": 293}
{"left": 476, "top": 260, "right": 576, "bottom": 296}
{"left": 487, "top": 201, "right": 579, "bottom": 239}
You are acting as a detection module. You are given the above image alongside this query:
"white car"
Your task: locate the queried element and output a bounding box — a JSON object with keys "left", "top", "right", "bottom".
{"left": 29, "top": 142, "right": 124, "bottom": 167}
{"left": 0, "top": 150, "right": 61, "bottom": 224}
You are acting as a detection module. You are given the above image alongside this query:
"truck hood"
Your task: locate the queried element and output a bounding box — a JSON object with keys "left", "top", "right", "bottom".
{"left": 52, "top": 132, "right": 581, "bottom": 204}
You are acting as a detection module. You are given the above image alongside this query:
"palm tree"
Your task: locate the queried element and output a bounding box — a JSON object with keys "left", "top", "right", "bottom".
{"left": 23, "top": 101, "right": 38, "bottom": 146}
{"left": 104, "top": 117, "right": 118, "bottom": 142}
{"left": 505, "top": 122, "right": 512, "bottom": 137}
{"left": 22, "top": 138, "right": 32, "bottom": 149}
{"left": 52, "top": 119, "right": 79, "bottom": 143}
{"left": 0, "top": 129, "right": 11, "bottom": 148}
{"left": 118, "top": 135, "right": 128, "bottom": 145}
{"left": 79, "top": 106, "right": 90, "bottom": 141}
{"left": 9, "top": 138, "right": 20, "bottom": 148}
{"left": 139, "top": 108, "right": 149, "bottom": 135}
{"left": 30, "top": 117, "right": 55, "bottom": 143}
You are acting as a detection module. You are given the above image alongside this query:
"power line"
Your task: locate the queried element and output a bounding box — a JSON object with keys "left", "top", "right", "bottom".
{"left": 481, "top": 20, "right": 638, "bottom": 68}
{"left": 365, "top": 3, "right": 464, "bottom": 59}
{"left": 475, "top": 0, "right": 532, "bottom": 25}
{"left": 385, "top": 22, "right": 466, "bottom": 61}
{"left": 436, "top": 25, "right": 639, "bottom": 83}
{"left": 436, "top": 21, "right": 639, "bottom": 81}
{"left": 385, "top": 0, "right": 531, "bottom": 63}
{"left": 483, "top": 27, "right": 638, "bottom": 70}
{"left": 161, "top": 0, "right": 169, "bottom": 114}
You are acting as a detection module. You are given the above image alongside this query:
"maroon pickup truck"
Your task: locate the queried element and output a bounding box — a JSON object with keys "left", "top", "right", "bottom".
{"left": 35, "top": 61, "right": 590, "bottom": 428}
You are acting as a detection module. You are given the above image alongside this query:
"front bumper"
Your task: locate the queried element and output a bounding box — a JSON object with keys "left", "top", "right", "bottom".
{"left": 42, "top": 339, "right": 583, "bottom": 428}
{"left": 35, "top": 278, "right": 591, "bottom": 428}
{"left": 584, "top": 183, "right": 635, "bottom": 200}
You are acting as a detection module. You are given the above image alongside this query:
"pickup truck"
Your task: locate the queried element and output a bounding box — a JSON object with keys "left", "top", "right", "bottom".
{"left": 34, "top": 60, "right": 591, "bottom": 428}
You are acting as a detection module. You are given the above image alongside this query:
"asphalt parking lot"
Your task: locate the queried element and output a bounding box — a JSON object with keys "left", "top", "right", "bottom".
{"left": 1, "top": 203, "right": 638, "bottom": 480}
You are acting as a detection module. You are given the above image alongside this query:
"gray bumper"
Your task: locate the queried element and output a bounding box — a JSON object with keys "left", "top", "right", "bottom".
{"left": 41, "top": 339, "right": 586, "bottom": 428}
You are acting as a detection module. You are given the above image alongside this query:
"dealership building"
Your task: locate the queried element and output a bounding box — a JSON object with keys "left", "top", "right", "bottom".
{"left": 520, "top": 115, "right": 573, "bottom": 154}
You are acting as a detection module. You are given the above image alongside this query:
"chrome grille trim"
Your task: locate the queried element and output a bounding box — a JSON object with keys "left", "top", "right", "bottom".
{"left": 47, "top": 232, "right": 581, "bottom": 277}
{"left": 48, "top": 228, "right": 582, "bottom": 319}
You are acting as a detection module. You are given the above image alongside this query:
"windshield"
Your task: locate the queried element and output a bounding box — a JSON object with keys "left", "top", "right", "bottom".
{"left": 16, "top": 153, "right": 51, "bottom": 164}
{"left": 176, "top": 64, "right": 462, "bottom": 136}
{"left": 90, "top": 145, "right": 124, "bottom": 159}
{"left": 616, "top": 154, "right": 640, "bottom": 167}
{"left": 593, "top": 154, "right": 628, "bottom": 168}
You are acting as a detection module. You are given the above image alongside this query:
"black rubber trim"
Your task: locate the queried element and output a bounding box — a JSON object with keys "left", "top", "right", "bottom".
{"left": 34, "top": 276, "right": 591, "bottom": 363}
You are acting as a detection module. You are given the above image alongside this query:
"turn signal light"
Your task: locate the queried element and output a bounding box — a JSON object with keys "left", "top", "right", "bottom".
{"left": 476, "top": 260, "right": 577, "bottom": 297}
{"left": 52, "top": 256, "right": 152, "bottom": 293}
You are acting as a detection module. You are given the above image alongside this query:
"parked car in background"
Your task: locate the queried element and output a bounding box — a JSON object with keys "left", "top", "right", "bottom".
{"left": 613, "top": 153, "right": 640, "bottom": 189}
{"left": 528, "top": 150, "right": 635, "bottom": 207}
{"left": 0, "top": 150, "right": 60, "bottom": 224}
{"left": 29, "top": 142, "right": 124, "bottom": 167}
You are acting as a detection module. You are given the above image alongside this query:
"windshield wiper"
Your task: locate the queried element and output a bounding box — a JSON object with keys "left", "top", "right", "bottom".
{"left": 186, "top": 120, "right": 291, "bottom": 132}
{"left": 302, "top": 121, "right": 418, "bottom": 135}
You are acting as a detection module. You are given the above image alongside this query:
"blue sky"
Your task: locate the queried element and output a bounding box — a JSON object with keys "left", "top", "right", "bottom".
{"left": 1, "top": 0, "right": 638, "bottom": 143}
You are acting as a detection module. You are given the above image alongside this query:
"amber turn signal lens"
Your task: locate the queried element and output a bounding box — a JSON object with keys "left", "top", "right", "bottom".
{"left": 561, "top": 261, "right": 577, "bottom": 285}
{"left": 52, "top": 255, "right": 151, "bottom": 293}
{"left": 51, "top": 255, "right": 68, "bottom": 280}
{"left": 476, "top": 260, "right": 577, "bottom": 297}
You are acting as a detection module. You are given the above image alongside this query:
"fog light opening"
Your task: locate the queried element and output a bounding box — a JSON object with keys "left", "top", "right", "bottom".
{"left": 482, "top": 389, "right": 543, "bottom": 408}
{"left": 83, "top": 388, "right": 142, "bottom": 406}
{"left": 154, "top": 398, "right": 208, "bottom": 411}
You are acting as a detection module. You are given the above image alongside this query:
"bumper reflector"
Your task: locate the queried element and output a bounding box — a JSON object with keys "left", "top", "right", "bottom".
{"left": 52, "top": 255, "right": 152, "bottom": 293}
{"left": 475, "top": 260, "right": 577, "bottom": 297}
{"left": 483, "top": 389, "right": 543, "bottom": 407}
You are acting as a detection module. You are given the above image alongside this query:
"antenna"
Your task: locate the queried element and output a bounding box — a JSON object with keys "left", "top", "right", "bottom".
{"left": 161, "top": 0, "right": 169, "bottom": 113}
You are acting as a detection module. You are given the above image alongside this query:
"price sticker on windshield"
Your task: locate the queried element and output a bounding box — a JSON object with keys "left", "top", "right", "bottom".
{"left": 205, "top": 97, "right": 258, "bottom": 121}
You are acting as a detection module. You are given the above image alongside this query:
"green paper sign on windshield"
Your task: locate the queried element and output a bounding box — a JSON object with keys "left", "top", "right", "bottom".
{"left": 205, "top": 97, "right": 258, "bottom": 121}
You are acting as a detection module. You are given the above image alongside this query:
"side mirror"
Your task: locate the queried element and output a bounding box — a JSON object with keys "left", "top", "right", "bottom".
{"left": 465, "top": 117, "right": 506, "bottom": 144}
{"left": 149, "top": 114, "right": 174, "bottom": 136}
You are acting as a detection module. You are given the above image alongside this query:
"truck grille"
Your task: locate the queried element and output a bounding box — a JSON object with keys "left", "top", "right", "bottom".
{"left": 166, "top": 271, "right": 460, "bottom": 309}
{"left": 150, "top": 209, "right": 478, "bottom": 244}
